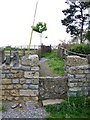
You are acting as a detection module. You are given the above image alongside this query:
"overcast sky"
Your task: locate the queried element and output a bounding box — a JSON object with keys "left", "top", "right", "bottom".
{"left": 0, "top": 0, "right": 71, "bottom": 47}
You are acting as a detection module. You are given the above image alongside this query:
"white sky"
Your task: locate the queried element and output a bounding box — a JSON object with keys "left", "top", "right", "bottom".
{"left": 0, "top": 0, "right": 71, "bottom": 47}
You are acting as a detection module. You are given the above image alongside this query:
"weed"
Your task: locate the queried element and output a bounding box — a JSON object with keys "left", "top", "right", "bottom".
{"left": 45, "top": 96, "right": 90, "bottom": 118}
{"left": 0, "top": 104, "right": 7, "bottom": 112}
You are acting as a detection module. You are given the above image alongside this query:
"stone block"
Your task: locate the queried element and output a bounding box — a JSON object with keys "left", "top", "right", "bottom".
{"left": 66, "top": 56, "right": 88, "bottom": 67}
{"left": 2, "top": 65, "right": 11, "bottom": 70}
{"left": 69, "top": 87, "right": 81, "bottom": 92}
{"left": 2, "top": 79, "right": 12, "bottom": 84}
{"left": 76, "top": 69, "right": 84, "bottom": 74}
{"left": 20, "top": 78, "right": 26, "bottom": 84}
{"left": 2, "top": 70, "right": 9, "bottom": 74}
{"left": 24, "top": 71, "right": 39, "bottom": 78}
{"left": 26, "top": 79, "right": 32, "bottom": 84}
{"left": 68, "top": 91, "right": 76, "bottom": 96}
{"left": 6, "top": 74, "right": 15, "bottom": 79}
{"left": 21, "top": 55, "right": 39, "bottom": 66}
{"left": 12, "top": 66, "right": 21, "bottom": 70}
{"left": 0, "top": 74, "right": 5, "bottom": 79}
{"left": 11, "top": 69, "right": 18, "bottom": 74}
{"left": 21, "top": 65, "right": 31, "bottom": 71}
{"left": 42, "top": 99, "right": 64, "bottom": 106}
{"left": 14, "top": 97, "right": 19, "bottom": 101}
{"left": 7, "top": 85, "right": 13, "bottom": 89}
{"left": 29, "top": 85, "right": 38, "bottom": 90}
{"left": 2, "top": 85, "right": 7, "bottom": 89}
{"left": 68, "top": 83, "right": 78, "bottom": 88}
{"left": 82, "top": 79, "right": 88, "bottom": 83}
{"left": 22, "top": 84, "right": 28, "bottom": 89}
{"left": 6, "top": 97, "right": 13, "bottom": 101}
{"left": 3, "top": 90, "right": 10, "bottom": 95}
{"left": 31, "top": 67, "right": 39, "bottom": 71}
{"left": 10, "top": 90, "right": 19, "bottom": 96}
{"left": 0, "top": 90, "right": 2, "bottom": 95}
{"left": 15, "top": 71, "right": 23, "bottom": 78}
{"left": 31, "top": 79, "right": 39, "bottom": 84}
{"left": 2, "top": 96, "right": 6, "bottom": 100}
{"left": 84, "top": 70, "right": 90, "bottom": 74}
{"left": 67, "top": 74, "right": 74, "bottom": 78}
{"left": 86, "top": 74, "right": 90, "bottom": 79}
{"left": 23, "top": 97, "right": 30, "bottom": 101}
{"left": 20, "top": 89, "right": 38, "bottom": 96}
{"left": 75, "top": 74, "right": 85, "bottom": 79}
{"left": 30, "top": 90, "right": 38, "bottom": 97}
{"left": 12, "top": 79, "right": 19, "bottom": 84}
{"left": 32, "top": 96, "right": 39, "bottom": 101}
{"left": 67, "top": 68, "right": 76, "bottom": 74}
{"left": 20, "top": 90, "right": 30, "bottom": 96}
{"left": 13, "top": 84, "right": 22, "bottom": 89}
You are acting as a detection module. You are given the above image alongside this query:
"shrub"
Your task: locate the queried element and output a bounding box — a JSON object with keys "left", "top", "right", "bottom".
{"left": 68, "top": 44, "right": 90, "bottom": 55}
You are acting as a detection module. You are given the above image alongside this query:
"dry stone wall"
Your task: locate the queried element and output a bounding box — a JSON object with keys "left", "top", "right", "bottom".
{"left": 0, "top": 55, "right": 39, "bottom": 101}
{"left": 66, "top": 56, "right": 90, "bottom": 96}
{"left": 0, "top": 49, "right": 90, "bottom": 102}
{"left": 39, "top": 77, "right": 68, "bottom": 100}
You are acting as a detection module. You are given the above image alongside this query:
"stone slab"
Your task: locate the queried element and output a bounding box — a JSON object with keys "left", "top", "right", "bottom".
{"left": 66, "top": 56, "right": 88, "bottom": 67}
{"left": 21, "top": 54, "right": 39, "bottom": 66}
{"left": 42, "top": 99, "right": 64, "bottom": 106}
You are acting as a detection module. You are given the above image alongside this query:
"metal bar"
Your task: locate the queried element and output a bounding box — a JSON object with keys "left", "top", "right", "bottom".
{"left": 28, "top": 0, "right": 39, "bottom": 54}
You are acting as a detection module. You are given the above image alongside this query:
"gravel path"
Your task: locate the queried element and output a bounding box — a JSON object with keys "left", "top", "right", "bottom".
{"left": 2, "top": 101, "right": 48, "bottom": 118}
{"left": 39, "top": 58, "right": 57, "bottom": 77}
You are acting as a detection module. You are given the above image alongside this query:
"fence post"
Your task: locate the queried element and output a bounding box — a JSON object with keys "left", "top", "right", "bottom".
{"left": 87, "top": 54, "right": 90, "bottom": 64}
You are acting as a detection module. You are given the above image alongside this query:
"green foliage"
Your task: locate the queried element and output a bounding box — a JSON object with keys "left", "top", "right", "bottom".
{"left": 45, "top": 96, "right": 90, "bottom": 118}
{"left": 68, "top": 44, "right": 90, "bottom": 55}
{"left": 32, "top": 22, "right": 47, "bottom": 33}
{"left": 61, "top": 0, "right": 90, "bottom": 43}
{"left": 0, "top": 105, "right": 7, "bottom": 112}
{"left": 41, "top": 50, "right": 65, "bottom": 76}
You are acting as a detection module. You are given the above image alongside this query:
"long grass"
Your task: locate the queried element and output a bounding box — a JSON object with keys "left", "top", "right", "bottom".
{"left": 45, "top": 96, "right": 90, "bottom": 118}
{"left": 41, "top": 50, "right": 65, "bottom": 76}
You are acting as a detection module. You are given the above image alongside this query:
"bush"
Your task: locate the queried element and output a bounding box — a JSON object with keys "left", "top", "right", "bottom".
{"left": 68, "top": 44, "right": 90, "bottom": 55}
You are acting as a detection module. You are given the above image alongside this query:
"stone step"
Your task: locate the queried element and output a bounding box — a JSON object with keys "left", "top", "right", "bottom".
{"left": 42, "top": 99, "right": 64, "bottom": 106}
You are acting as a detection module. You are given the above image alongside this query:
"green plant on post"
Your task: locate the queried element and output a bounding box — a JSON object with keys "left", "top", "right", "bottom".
{"left": 32, "top": 22, "right": 47, "bottom": 45}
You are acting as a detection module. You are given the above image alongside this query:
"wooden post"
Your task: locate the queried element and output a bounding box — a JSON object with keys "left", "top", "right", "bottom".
{"left": 87, "top": 54, "right": 90, "bottom": 64}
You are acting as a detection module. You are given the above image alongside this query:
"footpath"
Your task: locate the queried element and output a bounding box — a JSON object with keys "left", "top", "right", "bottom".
{"left": 39, "top": 58, "right": 57, "bottom": 77}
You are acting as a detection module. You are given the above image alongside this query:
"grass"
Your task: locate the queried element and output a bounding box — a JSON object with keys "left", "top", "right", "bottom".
{"left": 41, "top": 50, "right": 65, "bottom": 76}
{"left": 45, "top": 96, "right": 90, "bottom": 118}
{"left": 0, "top": 104, "right": 7, "bottom": 112}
